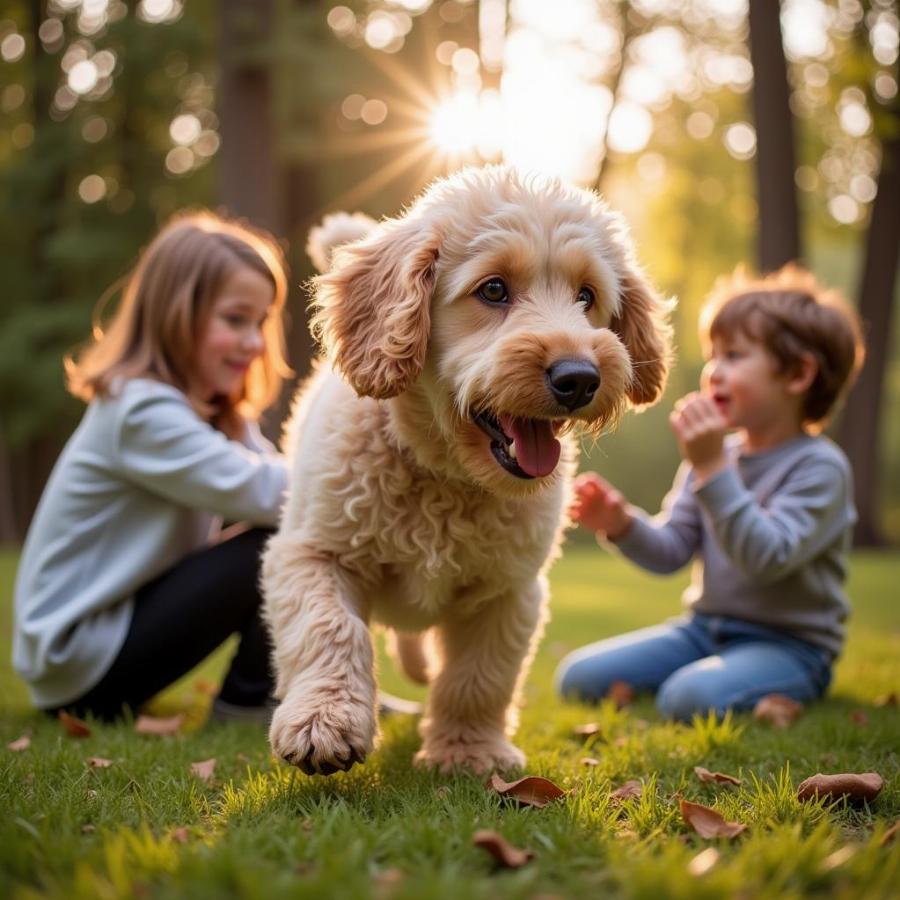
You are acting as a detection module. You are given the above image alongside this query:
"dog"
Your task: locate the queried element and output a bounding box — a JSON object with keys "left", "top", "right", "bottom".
{"left": 263, "top": 166, "right": 672, "bottom": 775}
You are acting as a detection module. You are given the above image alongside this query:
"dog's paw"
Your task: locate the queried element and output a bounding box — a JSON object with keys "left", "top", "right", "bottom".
{"left": 269, "top": 691, "right": 376, "bottom": 776}
{"left": 414, "top": 733, "right": 525, "bottom": 775}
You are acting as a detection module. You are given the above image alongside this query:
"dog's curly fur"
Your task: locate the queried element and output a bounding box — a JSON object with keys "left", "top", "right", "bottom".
{"left": 263, "top": 166, "right": 673, "bottom": 775}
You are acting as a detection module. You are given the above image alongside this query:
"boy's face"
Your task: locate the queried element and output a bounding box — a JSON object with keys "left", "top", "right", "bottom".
{"left": 701, "top": 331, "right": 802, "bottom": 434}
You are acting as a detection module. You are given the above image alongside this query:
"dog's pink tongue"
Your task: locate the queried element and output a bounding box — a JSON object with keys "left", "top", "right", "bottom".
{"left": 500, "top": 416, "right": 561, "bottom": 478}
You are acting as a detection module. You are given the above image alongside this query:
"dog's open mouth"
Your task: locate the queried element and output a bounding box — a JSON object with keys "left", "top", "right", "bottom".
{"left": 472, "top": 411, "right": 562, "bottom": 479}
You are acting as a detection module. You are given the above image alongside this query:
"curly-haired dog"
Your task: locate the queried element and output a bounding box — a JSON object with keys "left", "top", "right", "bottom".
{"left": 263, "top": 166, "right": 672, "bottom": 775}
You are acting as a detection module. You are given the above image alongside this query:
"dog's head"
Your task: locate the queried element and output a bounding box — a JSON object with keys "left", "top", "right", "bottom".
{"left": 310, "top": 166, "right": 673, "bottom": 495}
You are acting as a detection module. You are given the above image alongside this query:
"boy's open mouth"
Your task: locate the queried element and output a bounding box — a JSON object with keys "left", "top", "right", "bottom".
{"left": 472, "top": 410, "right": 562, "bottom": 479}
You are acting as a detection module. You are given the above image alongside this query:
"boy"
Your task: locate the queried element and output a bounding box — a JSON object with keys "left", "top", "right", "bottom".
{"left": 557, "top": 266, "right": 865, "bottom": 720}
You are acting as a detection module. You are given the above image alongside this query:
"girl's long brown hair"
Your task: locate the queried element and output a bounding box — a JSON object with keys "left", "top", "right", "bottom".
{"left": 65, "top": 211, "right": 291, "bottom": 437}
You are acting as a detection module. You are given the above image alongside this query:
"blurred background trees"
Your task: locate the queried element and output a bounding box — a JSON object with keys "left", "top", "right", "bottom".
{"left": 0, "top": 0, "right": 897, "bottom": 544}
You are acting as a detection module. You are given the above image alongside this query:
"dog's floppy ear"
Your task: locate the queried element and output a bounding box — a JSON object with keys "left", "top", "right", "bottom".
{"left": 310, "top": 212, "right": 440, "bottom": 399}
{"left": 610, "top": 266, "right": 674, "bottom": 407}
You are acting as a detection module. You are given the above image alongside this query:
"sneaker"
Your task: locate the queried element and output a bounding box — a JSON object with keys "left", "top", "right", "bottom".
{"left": 209, "top": 696, "right": 277, "bottom": 725}
{"left": 377, "top": 690, "right": 422, "bottom": 716}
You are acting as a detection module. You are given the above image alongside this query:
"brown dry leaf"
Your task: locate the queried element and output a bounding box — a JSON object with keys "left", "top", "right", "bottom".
{"left": 752, "top": 693, "right": 803, "bottom": 728}
{"left": 879, "top": 821, "right": 899, "bottom": 847}
{"left": 59, "top": 710, "right": 91, "bottom": 738}
{"left": 190, "top": 758, "right": 217, "bottom": 781}
{"left": 81, "top": 824, "right": 95, "bottom": 835}
{"left": 573, "top": 722, "right": 601, "bottom": 737}
{"left": 819, "top": 846, "right": 856, "bottom": 872}
{"left": 797, "top": 772, "right": 884, "bottom": 805}
{"left": 193, "top": 678, "right": 218, "bottom": 696}
{"left": 687, "top": 846, "right": 720, "bottom": 876}
{"left": 134, "top": 713, "right": 185, "bottom": 736}
{"left": 87, "top": 756, "right": 113, "bottom": 768}
{"left": 301, "top": 818, "right": 314, "bottom": 832}
{"left": 372, "top": 868, "right": 405, "bottom": 889}
{"left": 7, "top": 734, "right": 31, "bottom": 752}
{"left": 472, "top": 829, "right": 534, "bottom": 868}
{"left": 679, "top": 797, "right": 747, "bottom": 839}
{"left": 875, "top": 692, "right": 898, "bottom": 708}
{"left": 850, "top": 709, "right": 869, "bottom": 727}
{"left": 435, "top": 785, "right": 452, "bottom": 799}
{"left": 608, "top": 680, "right": 635, "bottom": 709}
{"left": 486, "top": 773, "right": 566, "bottom": 808}
{"left": 581, "top": 757, "right": 600, "bottom": 767}
{"left": 610, "top": 779, "right": 643, "bottom": 804}
{"left": 694, "top": 766, "right": 742, "bottom": 787}
{"left": 169, "top": 826, "right": 190, "bottom": 844}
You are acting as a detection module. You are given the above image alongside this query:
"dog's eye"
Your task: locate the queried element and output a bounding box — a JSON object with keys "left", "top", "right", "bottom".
{"left": 476, "top": 278, "right": 509, "bottom": 305}
{"left": 577, "top": 286, "right": 595, "bottom": 310}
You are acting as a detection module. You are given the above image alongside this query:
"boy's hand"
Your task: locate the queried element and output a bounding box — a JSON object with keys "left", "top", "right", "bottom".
{"left": 569, "top": 472, "right": 633, "bottom": 541}
{"left": 669, "top": 392, "right": 728, "bottom": 484}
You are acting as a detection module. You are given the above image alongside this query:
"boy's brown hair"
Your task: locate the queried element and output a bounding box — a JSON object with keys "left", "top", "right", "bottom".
{"left": 699, "top": 265, "right": 865, "bottom": 429}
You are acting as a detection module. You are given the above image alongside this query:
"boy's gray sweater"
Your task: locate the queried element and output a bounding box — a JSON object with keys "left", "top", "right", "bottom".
{"left": 614, "top": 434, "right": 856, "bottom": 656}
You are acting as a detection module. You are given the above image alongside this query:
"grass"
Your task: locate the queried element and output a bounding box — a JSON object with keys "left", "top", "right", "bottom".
{"left": 1, "top": 546, "right": 898, "bottom": 899}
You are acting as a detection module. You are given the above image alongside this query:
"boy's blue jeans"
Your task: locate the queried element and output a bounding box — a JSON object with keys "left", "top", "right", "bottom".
{"left": 555, "top": 613, "right": 834, "bottom": 721}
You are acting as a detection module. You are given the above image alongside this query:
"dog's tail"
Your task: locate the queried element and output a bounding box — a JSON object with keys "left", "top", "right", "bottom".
{"left": 306, "top": 211, "right": 378, "bottom": 274}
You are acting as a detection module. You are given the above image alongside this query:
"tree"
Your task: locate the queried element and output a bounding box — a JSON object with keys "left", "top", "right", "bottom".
{"left": 747, "top": 0, "right": 802, "bottom": 269}
{"left": 837, "top": 43, "right": 900, "bottom": 546}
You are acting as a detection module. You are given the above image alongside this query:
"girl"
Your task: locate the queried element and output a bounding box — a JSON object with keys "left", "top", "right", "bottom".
{"left": 12, "top": 211, "right": 292, "bottom": 722}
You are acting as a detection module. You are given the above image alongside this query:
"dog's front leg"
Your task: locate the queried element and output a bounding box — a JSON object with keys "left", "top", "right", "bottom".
{"left": 415, "top": 578, "right": 547, "bottom": 774}
{"left": 262, "top": 534, "right": 377, "bottom": 775}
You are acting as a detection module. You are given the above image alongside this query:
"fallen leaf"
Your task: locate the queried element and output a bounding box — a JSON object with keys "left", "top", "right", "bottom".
{"left": 235, "top": 752, "right": 250, "bottom": 763}
{"left": 486, "top": 773, "right": 566, "bottom": 808}
{"left": 193, "top": 678, "right": 218, "bottom": 696}
{"left": 875, "top": 692, "right": 897, "bottom": 708}
{"left": 190, "top": 758, "right": 217, "bottom": 781}
{"left": 7, "top": 734, "right": 31, "bottom": 752}
{"left": 301, "top": 818, "right": 314, "bottom": 832}
{"left": 879, "top": 821, "right": 899, "bottom": 847}
{"left": 694, "top": 766, "right": 742, "bottom": 787}
{"left": 87, "top": 757, "right": 113, "bottom": 768}
{"left": 59, "top": 710, "right": 91, "bottom": 738}
{"left": 85, "top": 789, "right": 98, "bottom": 800}
{"left": 372, "top": 868, "right": 404, "bottom": 888}
{"left": 679, "top": 797, "right": 747, "bottom": 839}
{"left": 819, "top": 846, "right": 856, "bottom": 872}
{"left": 472, "top": 829, "right": 534, "bottom": 868}
{"left": 687, "top": 846, "right": 720, "bottom": 876}
{"left": 752, "top": 694, "right": 803, "bottom": 728}
{"left": 610, "top": 779, "right": 643, "bottom": 803}
{"left": 169, "top": 827, "right": 190, "bottom": 844}
{"left": 573, "top": 722, "right": 601, "bottom": 737}
{"left": 134, "top": 714, "right": 184, "bottom": 736}
{"left": 435, "top": 785, "right": 452, "bottom": 799}
{"left": 81, "top": 824, "right": 95, "bottom": 835}
{"left": 581, "top": 757, "right": 600, "bottom": 767}
{"left": 850, "top": 709, "right": 869, "bottom": 727}
{"left": 608, "top": 680, "right": 635, "bottom": 709}
{"left": 797, "top": 772, "right": 884, "bottom": 805}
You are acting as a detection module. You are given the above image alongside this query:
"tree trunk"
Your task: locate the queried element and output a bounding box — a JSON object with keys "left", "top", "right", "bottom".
{"left": 747, "top": 0, "right": 802, "bottom": 269}
{"left": 837, "top": 127, "right": 900, "bottom": 546}
{"left": 218, "top": 0, "right": 280, "bottom": 232}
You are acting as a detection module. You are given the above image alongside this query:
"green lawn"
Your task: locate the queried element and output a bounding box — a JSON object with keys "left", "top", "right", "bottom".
{"left": 1, "top": 546, "right": 898, "bottom": 899}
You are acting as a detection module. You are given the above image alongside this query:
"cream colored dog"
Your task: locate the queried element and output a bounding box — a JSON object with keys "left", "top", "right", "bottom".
{"left": 263, "top": 166, "right": 672, "bottom": 775}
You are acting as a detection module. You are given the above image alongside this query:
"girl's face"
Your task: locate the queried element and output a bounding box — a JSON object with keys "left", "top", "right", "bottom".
{"left": 191, "top": 266, "right": 274, "bottom": 402}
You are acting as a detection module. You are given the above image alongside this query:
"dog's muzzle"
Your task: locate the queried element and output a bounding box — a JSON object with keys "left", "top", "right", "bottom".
{"left": 472, "top": 411, "right": 561, "bottom": 479}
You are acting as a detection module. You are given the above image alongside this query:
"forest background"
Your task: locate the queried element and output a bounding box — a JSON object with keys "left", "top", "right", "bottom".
{"left": 0, "top": 0, "right": 897, "bottom": 546}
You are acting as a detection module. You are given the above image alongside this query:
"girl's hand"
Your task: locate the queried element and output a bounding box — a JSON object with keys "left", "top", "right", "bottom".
{"left": 669, "top": 392, "right": 728, "bottom": 484}
{"left": 569, "top": 472, "right": 633, "bottom": 540}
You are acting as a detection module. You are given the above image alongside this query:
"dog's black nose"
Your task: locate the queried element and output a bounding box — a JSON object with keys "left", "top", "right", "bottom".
{"left": 546, "top": 358, "right": 600, "bottom": 411}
